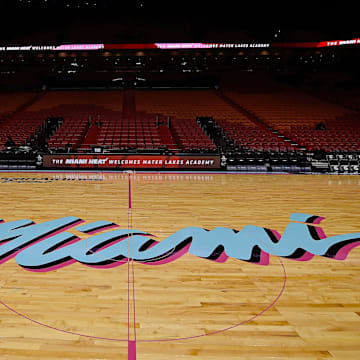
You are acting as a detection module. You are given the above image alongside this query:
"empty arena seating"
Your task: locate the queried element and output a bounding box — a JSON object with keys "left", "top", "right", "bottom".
{"left": 47, "top": 104, "right": 102, "bottom": 151}
{"left": 0, "top": 110, "right": 45, "bottom": 150}
{"left": 0, "top": 90, "right": 126, "bottom": 151}
{"left": 49, "top": 111, "right": 166, "bottom": 152}
{"left": 135, "top": 90, "right": 253, "bottom": 126}
{"left": 217, "top": 120, "right": 296, "bottom": 151}
{"left": 0, "top": 92, "right": 36, "bottom": 118}
{"left": 170, "top": 118, "right": 217, "bottom": 151}
{"left": 314, "top": 88, "right": 360, "bottom": 113}
{"left": 27, "top": 91, "right": 124, "bottom": 151}
{"left": 224, "top": 88, "right": 360, "bottom": 152}
{"left": 0, "top": 92, "right": 43, "bottom": 150}
{"left": 19, "top": 90, "right": 178, "bottom": 152}
{"left": 27, "top": 90, "right": 123, "bottom": 112}
{"left": 225, "top": 89, "right": 354, "bottom": 132}
{"left": 79, "top": 111, "right": 163, "bottom": 151}
{"left": 135, "top": 90, "right": 253, "bottom": 151}
{"left": 2, "top": 87, "right": 358, "bottom": 155}
{"left": 37, "top": 90, "right": 180, "bottom": 152}
{"left": 284, "top": 127, "right": 360, "bottom": 152}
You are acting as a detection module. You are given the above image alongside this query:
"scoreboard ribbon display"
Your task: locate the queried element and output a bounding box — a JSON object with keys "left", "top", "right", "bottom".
{"left": 1, "top": 39, "right": 360, "bottom": 52}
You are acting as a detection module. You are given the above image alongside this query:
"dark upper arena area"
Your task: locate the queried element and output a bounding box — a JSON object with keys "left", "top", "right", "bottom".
{"left": 0, "top": 1, "right": 359, "bottom": 173}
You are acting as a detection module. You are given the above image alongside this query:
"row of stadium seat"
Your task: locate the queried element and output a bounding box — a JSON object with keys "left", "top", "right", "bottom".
{"left": 1, "top": 89, "right": 359, "bottom": 153}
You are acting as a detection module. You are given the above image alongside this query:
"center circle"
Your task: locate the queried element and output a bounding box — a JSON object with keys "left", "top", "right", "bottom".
{"left": 0, "top": 248, "right": 287, "bottom": 343}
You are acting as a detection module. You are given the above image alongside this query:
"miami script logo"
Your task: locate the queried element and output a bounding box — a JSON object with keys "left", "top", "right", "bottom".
{"left": 0, "top": 212, "right": 359, "bottom": 272}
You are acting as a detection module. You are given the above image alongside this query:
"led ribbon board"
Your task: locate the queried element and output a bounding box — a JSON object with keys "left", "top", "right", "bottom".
{"left": 0, "top": 38, "right": 360, "bottom": 52}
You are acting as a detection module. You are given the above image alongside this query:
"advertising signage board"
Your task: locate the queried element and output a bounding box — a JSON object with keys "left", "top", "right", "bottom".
{"left": 43, "top": 154, "right": 221, "bottom": 170}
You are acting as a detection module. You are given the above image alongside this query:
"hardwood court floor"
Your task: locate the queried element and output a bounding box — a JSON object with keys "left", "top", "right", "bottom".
{"left": 0, "top": 172, "right": 359, "bottom": 360}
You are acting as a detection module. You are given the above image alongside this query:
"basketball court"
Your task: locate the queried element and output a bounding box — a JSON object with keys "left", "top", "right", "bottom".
{"left": 0, "top": 171, "right": 359, "bottom": 359}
